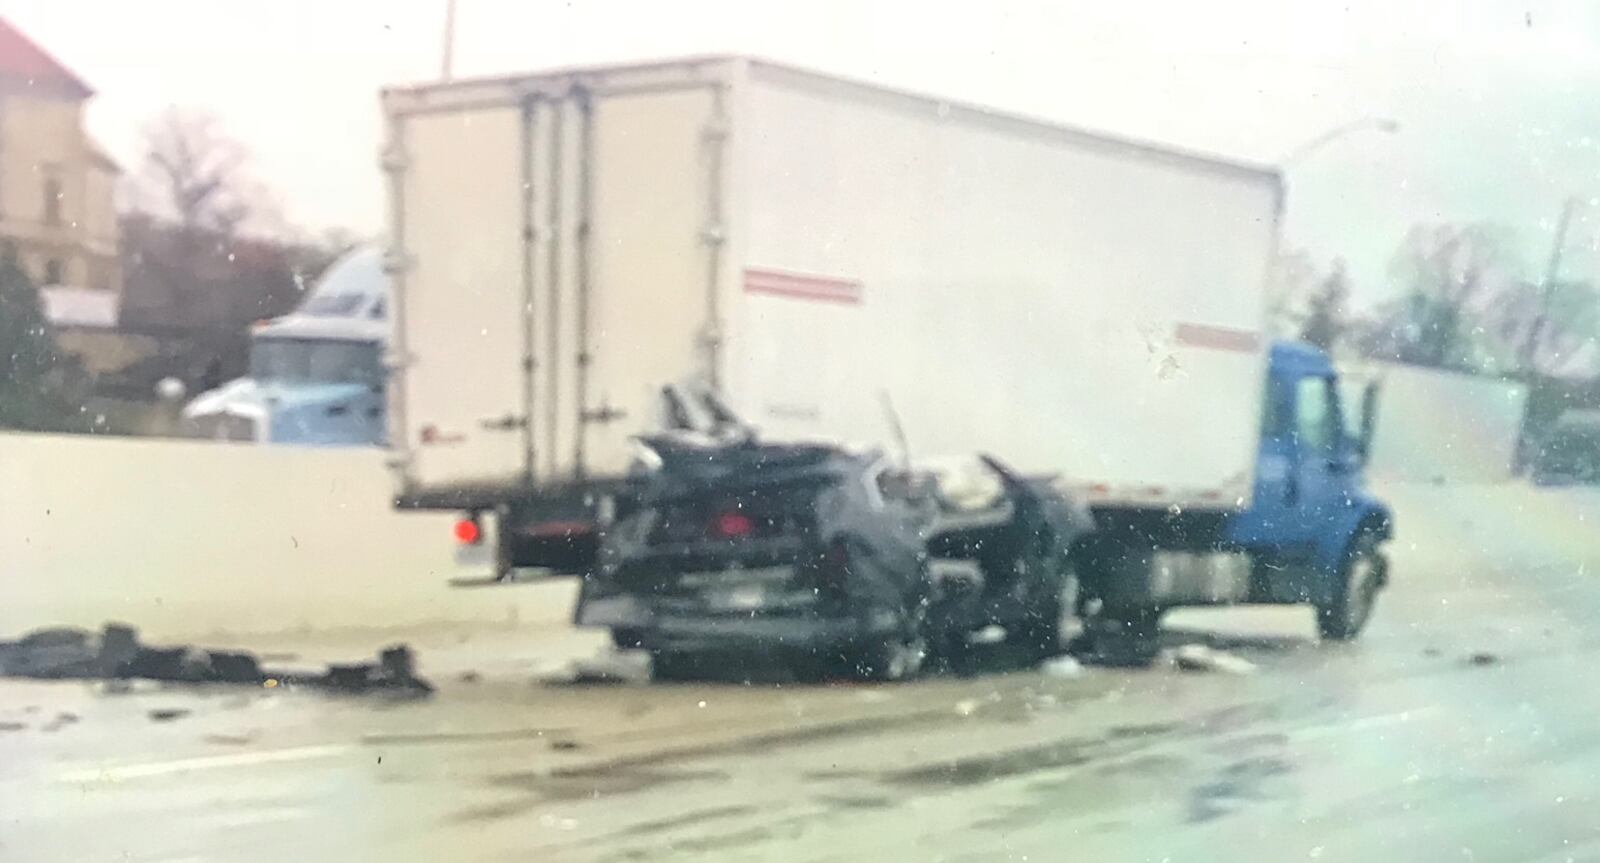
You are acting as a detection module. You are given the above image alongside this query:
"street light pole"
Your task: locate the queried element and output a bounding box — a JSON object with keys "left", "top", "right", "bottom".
{"left": 1520, "top": 196, "right": 1581, "bottom": 372}
{"left": 1280, "top": 117, "right": 1401, "bottom": 167}
{"left": 440, "top": 0, "right": 458, "bottom": 82}
{"left": 1269, "top": 117, "right": 1401, "bottom": 342}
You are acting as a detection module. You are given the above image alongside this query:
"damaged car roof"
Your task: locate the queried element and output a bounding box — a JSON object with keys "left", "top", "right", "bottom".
{"left": 635, "top": 436, "right": 874, "bottom": 490}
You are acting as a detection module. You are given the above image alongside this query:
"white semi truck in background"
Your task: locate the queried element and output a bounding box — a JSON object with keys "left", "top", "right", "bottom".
{"left": 382, "top": 57, "right": 1391, "bottom": 650}
{"left": 182, "top": 246, "right": 391, "bottom": 446}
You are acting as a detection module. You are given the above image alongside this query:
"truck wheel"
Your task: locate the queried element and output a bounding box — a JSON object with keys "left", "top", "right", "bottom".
{"left": 1009, "top": 561, "right": 1080, "bottom": 659}
{"left": 1083, "top": 607, "right": 1162, "bottom": 668}
{"left": 1316, "top": 534, "right": 1384, "bottom": 641}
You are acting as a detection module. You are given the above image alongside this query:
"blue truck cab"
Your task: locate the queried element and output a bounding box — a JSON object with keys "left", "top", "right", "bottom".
{"left": 1082, "top": 340, "right": 1392, "bottom": 657}
{"left": 181, "top": 247, "right": 391, "bottom": 446}
{"left": 1228, "top": 342, "right": 1393, "bottom": 633}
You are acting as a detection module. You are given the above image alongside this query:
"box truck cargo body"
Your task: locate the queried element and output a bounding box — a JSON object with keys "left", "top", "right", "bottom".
{"left": 382, "top": 57, "right": 1281, "bottom": 520}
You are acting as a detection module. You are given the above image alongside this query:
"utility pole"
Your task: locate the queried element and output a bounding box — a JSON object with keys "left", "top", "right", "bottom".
{"left": 440, "top": 0, "right": 458, "bottom": 81}
{"left": 1520, "top": 197, "right": 1580, "bottom": 372}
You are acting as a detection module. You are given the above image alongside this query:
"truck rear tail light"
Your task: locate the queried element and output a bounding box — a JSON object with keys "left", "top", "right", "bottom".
{"left": 453, "top": 516, "right": 482, "bottom": 545}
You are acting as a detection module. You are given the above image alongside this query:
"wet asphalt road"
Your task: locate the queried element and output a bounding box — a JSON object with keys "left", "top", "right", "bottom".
{"left": 4, "top": 484, "right": 1600, "bottom": 862}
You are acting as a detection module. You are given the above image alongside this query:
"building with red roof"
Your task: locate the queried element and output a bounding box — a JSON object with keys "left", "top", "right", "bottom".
{"left": 0, "top": 15, "right": 121, "bottom": 307}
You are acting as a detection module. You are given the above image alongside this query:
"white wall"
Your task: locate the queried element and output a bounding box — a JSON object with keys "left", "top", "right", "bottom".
{"left": 1360, "top": 364, "right": 1528, "bottom": 484}
{"left": 0, "top": 434, "right": 574, "bottom": 641}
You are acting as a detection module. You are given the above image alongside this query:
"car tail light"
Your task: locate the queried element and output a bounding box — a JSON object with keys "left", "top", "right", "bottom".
{"left": 453, "top": 516, "right": 482, "bottom": 545}
{"left": 710, "top": 511, "right": 754, "bottom": 539}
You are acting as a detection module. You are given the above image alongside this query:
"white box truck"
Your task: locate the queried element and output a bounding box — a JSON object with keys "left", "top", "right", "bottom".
{"left": 383, "top": 57, "right": 1391, "bottom": 658}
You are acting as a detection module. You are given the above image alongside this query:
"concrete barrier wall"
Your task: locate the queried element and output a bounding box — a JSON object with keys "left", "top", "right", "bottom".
{"left": 0, "top": 433, "right": 575, "bottom": 641}
{"left": 1362, "top": 364, "right": 1528, "bottom": 484}
{"left": 2, "top": 414, "right": 1547, "bottom": 642}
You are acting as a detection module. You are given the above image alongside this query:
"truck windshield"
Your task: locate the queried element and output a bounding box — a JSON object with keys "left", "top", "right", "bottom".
{"left": 249, "top": 338, "right": 380, "bottom": 385}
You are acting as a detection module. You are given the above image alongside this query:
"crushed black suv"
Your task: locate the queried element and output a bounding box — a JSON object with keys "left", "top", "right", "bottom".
{"left": 575, "top": 437, "right": 1092, "bottom": 681}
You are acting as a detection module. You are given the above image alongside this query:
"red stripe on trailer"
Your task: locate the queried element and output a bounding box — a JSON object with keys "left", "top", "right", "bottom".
{"left": 1174, "top": 322, "right": 1260, "bottom": 353}
{"left": 744, "top": 268, "right": 862, "bottom": 304}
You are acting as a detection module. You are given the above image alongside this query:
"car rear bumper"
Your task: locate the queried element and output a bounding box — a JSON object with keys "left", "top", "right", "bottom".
{"left": 576, "top": 595, "right": 900, "bottom": 653}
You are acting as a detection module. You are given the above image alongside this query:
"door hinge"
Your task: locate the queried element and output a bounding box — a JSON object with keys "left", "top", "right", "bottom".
{"left": 480, "top": 413, "right": 527, "bottom": 431}
{"left": 381, "top": 250, "right": 413, "bottom": 275}
{"left": 581, "top": 398, "right": 627, "bottom": 425}
{"left": 378, "top": 143, "right": 408, "bottom": 174}
{"left": 701, "top": 119, "right": 730, "bottom": 142}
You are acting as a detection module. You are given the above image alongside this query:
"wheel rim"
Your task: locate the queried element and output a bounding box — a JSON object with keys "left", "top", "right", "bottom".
{"left": 1345, "top": 554, "right": 1379, "bottom": 631}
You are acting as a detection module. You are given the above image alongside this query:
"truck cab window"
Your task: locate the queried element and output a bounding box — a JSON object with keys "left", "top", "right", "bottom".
{"left": 1294, "top": 376, "right": 1339, "bottom": 453}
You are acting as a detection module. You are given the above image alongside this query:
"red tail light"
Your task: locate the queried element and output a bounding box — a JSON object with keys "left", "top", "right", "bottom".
{"left": 453, "top": 517, "right": 481, "bottom": 545}
{"left": 710, "top": 512, "right": 754, "bottom": 539}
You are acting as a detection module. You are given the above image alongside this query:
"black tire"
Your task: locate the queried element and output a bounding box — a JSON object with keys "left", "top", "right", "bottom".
{"left": 610, "top": 628, "right": 645, "bottom": 650}
{"left": 649, "top": 651, "right": 697, "bottom": 682}
{"left": 1082, "top": 607, "right": 1162, "bottom": 668}
{"left": 1316, "top": 534, "right": 1384, "bottom": 641}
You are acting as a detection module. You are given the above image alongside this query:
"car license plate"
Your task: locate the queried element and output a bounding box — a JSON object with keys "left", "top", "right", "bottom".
{"left": 712, "top": 584, "right": 768, "bottom": 611}
{"left": 577, "top": 596, "right": 646, "bottom": 627}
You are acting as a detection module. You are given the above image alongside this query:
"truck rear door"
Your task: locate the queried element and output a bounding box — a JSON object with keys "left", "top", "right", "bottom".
{"left": 387, "top": 75, "right": 725, "bottom": 500}
{"left": 388, "top": 104, "right": 530, "bottom": 493}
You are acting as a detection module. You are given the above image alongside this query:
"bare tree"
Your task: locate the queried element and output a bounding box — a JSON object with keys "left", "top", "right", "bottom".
{"left": 1299, "top": 259, "right": 1351, "bottom": 352}
{"left": 135, "top": 108, "right": 255, "bottom": 239}
{"left": 1484, "top": 277, "right": 1600, "bottom": 374}
{"left": 1381, "top": 223, "right": 1520, "bottom": 369}
{"left": 1266, "top": 247, "right": 1320, "bottom": 337}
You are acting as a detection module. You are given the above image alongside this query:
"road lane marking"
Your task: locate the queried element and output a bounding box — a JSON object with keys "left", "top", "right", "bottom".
{"left": 58, "top": 744, "right": 353, "bottom": 783}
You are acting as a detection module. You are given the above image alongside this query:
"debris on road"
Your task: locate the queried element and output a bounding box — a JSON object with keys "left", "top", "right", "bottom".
{"left": 147, "top": 708, "right": 192, "bottom": 723}
{"left": 0, "top": 623, "right": 433, "bottom": 696}
{"left": 40, "top": 712, "right": 79, "bottom": 733}
{"left": 204, "top": 731, "right": 260, "bottom": 746}
{"left": 1172, "top": 644, "right": 1258, "bottom": 675}
{"left": 954, "top": 693, "right": 1003, "bottom": 717}
{"left": 318, "top": 646, "right": 434, "bottom": 696}
{"left": 1039, "top": 655, "right": 1086, "bottom": 678}
{"left": 0, "top": 627, "right": 100, "bottom": 678}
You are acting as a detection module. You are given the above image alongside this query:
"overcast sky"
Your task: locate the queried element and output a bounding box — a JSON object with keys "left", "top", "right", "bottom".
{"left": 4, "top": 0, "right": 1600, "bottom": 305}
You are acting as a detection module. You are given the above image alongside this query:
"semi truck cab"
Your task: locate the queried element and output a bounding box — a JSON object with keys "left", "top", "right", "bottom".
{"left": 182, "top": 247, "right": 391, "bottom": 446}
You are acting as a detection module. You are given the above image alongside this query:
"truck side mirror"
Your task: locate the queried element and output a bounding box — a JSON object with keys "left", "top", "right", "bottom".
{"left": 1356, "top": 381, "right": 1380, "bottom": 463}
